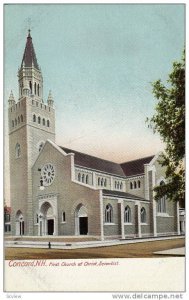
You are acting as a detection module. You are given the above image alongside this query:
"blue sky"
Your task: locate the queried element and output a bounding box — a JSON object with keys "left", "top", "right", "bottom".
{"left": 4, "top": 4, "right": 185, "bottom": 163}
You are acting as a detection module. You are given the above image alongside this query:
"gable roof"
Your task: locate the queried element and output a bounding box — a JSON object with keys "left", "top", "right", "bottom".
{"left": 120, "top": 155, "right": 155, "bottom": 176}
{"left": 60, "top": 147, "right": 125, "bottom": 177}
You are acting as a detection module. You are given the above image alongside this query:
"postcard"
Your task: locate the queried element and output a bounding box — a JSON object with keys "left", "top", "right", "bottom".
{"left": 3, "top": 3, "right": 185, "bottom": 296}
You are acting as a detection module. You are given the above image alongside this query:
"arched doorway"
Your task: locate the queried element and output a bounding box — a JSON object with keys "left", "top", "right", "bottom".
{"left": 75, "top": 204, "right": 88, "bottom": 235}
{"left": 39, "top": 202, "right": 55, "bottom": 235}
{"left": 15, "top": 210, "right": 24, "bottom": 236}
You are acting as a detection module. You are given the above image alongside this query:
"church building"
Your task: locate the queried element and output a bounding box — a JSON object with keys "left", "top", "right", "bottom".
{"left": 8, "top": 31, "right": 180, "bottom": 240}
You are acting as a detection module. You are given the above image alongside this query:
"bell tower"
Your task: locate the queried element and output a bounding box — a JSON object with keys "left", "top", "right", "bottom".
{"left": 8, "top": 30, "right": 55, "bottom": 236}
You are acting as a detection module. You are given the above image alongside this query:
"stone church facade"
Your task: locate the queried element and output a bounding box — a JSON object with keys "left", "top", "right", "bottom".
{"left": 8, "top": 31, "right": 180, "bottom": 240}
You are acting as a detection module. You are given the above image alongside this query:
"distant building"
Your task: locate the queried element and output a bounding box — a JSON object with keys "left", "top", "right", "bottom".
{"left": 4, "top": 206, "right": 11, "bottom": 234}
{"left": 8, "top": 30, "right": 181, "bottom": 239}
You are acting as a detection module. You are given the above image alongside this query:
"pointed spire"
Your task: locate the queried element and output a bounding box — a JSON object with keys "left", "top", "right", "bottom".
{"left": 21, "top": 30, "right": 39, "bottom": 70}
{"left": 47, "top": 90, "right": 54, "bottom": 107}
{"left": 8, "top": 90, "right": 16, "bottom": 106}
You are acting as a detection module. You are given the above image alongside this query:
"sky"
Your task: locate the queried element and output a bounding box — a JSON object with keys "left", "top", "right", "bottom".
{"left": 4, "top": 3, "right": 185, "bottom": 203}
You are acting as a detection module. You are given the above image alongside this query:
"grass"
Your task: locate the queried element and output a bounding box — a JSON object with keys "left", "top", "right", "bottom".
{"left": 5, "top": 238, "right": 185, "bottom": 260}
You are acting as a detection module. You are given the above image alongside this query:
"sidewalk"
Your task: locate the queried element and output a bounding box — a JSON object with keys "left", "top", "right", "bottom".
{"left": 154, "top": 247, "right": 185, "bottom": 256}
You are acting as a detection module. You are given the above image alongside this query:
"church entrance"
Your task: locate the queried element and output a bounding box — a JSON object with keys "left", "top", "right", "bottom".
{"left": 47, "top": 219, "right": 54, "bottom": 235}
{"left": 75, "top": 204, "right": 88, "bottom": 235}
{"left": 79, "top": 217, "right": 88, "bottom": 235}
{"left": 39, "top": 201, "right": 56, "bottom": 236}
{"left": 15, "top": 210, "right": 24, "bottom": 236}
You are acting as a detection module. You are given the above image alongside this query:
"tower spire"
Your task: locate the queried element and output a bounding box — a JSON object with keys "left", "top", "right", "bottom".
{"left": 47, "top": 90, "right": 54, "bottom": 107}
{"left": 8, "top": 90, "right": 15, "bottom": 106}
{"left": 21, "top": 29, "right": 39, "bottom": 70}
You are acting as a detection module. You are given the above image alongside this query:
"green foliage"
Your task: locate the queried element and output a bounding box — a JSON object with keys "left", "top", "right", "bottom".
{"left": 147, "top": 49, "right": 185, "bottom": 206}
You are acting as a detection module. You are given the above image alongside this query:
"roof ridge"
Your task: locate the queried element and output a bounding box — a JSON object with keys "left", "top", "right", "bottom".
{"left": 61, "top": 146, "right": 120, "bottom": 165}
{"left": 121, "top": 155, "right": 155, "bottom": 165}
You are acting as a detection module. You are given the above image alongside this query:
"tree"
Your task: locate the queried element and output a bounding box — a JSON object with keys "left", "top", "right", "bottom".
{"left": 147, "top": 50, "right": 185, "bottom": 207}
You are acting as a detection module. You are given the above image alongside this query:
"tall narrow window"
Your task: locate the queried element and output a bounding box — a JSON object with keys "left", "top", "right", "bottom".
{"left": 18, "top": 116, "right": 20, "bottom": 124}
{"left": 130, "top": 182, "right": 133, "bottom": 189}
{"left": 43, "top": 118, "right": 45, "bottom": 126}
{"left": 82, "top": 174, "right": 85, "bottom": 183}
{"left": 34, "top": 82, "right": 37, "bottom": 95}
{"left": 98, "top": 177, "right": 100, "bottom": 186}
{"left": 120, "top": 182, "right": 123, "bottom": 190}
{"left": 47, "top": 120, "right": 50, "bottom": 127}
{"left": 33, "top": 114, "right": 36, "bottom": 122}
{"left": 105, "top": 204, "right": 113, "bottom": 223}
{"left": 138, "top": 180, "right": 141, "bottom": 188}
{"left": 86, "top": 175, "right": 88, "bottom": 184}
{"left": 134, "top": 181, "right": 137, "bottom": 189}
{"left": 12, "top": 120, "right": 14, "bottom": 127}
{"left": 15, "top": 143, "right": 21, "bottom": 158}
{"left": 36, "top": 214, "right": 39, "bottom": 224}
{"left": 104, "top": 179, "right": 107, "bottom": 187}
{"left": 101, "top": 178, "right": 104, "bottom": 186}
{"left": 62, "top": 211, "right": 66, "bottom": 222}
{"left": 15, "top": 118, "right": 17, "bottom": 126}
{"left": 21, "top": 115, "right": 23, "bottom": 122}
{"left": 78, "top": 173, "right": 81, "bottom": 182}
{"left": 38, "top": 116, "right": 41, "bottom": 124}
{"left": 29, "top": 81, "right": 32, "bottom": 94}
{"left": 141, "top": 207, "right": 146, "bottom": 223}
{"left": 157, "top": 181, "right": 166, "bottom": 213}
{"left": 37, "top": 84, "right": 40, "bottom": 96}
{"left": 124, "top": 206, "right": 131, "bottom": 223}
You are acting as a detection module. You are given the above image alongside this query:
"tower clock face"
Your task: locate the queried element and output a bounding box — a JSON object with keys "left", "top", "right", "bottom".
{"left": 41, "top": 163, "right": 55, "bottom": 186}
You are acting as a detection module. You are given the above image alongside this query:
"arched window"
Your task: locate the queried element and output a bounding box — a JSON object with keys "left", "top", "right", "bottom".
{"left": 105, "top": 204, "right": 113, "bottom": 223}
{"left": 101, "top": 178, "right": 104, "bottom": 186}
{"left": 62, "top": 211, "right": 66, "bottom": 222}
{"left": 43, "top": 118, "right": 45, "bottom": 126}
{"left": 29, "top": 81, "right": 32, "bottom": 93}
{"left": 141, "top": 207, "right": 146, "bottom": 223}
{"left": 86, "top": 175, "right": 88, "bottom": 184}
{"left": 15, "top": 143, "right": 21, "bottom": 158}
{"left": 15, "top": 118, "right": 17, "bottom": 126}
{"left": 34, "top": 82, "right": 37, "bottom": 95}
{"left": 12, "top": 120, "right": 14, "bottom": 127}
{"left": 21, "top": 115, "right": 23, "bottom": 122}
{"left": 138, "top": 180, "right": 141, "bottom": 188}
{"left": 104, "top": 178, "right": 107, "bottom": 187}
{"left": 124, "top": 206, "right": 131, "bottom": 223}
{"left": 47, "top": 120, "right": 50, "bottom": 127}
{"left": 134, "top": 181, "right": 137, "bottom": 189}
{"left": 98, "top": 177, "right": 100, "bottom": 186}
{"left": 38, "top": 141, "right": 44, "bottom": 152}
{"left": 18, "top": 116, "right": 20, "bottom": 124}
{"left": 120, "top": 182, "right": 123, "bottom": 190}
{"left": 82, "top": 174, "right": 85, "bottom": 183}
{"left": 38, "top": 116, "right": 41, "bottom": 124}
{"left": 130, "top": 182, "right": 133, "bottom": 189}
{"left": 157, "top": 181, "right": 166, "bottom": 213}
{"left": 33, "top": 114, "right": 36, "bottom": 122}
{"left": 37, "top": 84, "right": 40, "bottom": 96}
{"left": 78, "top": 173, "right": 81, "bottom": 182}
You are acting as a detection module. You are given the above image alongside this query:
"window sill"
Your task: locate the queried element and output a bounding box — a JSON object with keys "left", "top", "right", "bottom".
{"left": 124, "top": 223, "right": 133, "bottom": 225}
{"left": 141, "top": 223, "right": 148, "bottom": 225}
{"left": 61, "top": 221, "right": 67, "bottom": 224}
{"left": 104, "top": 223, "right": 117, "bottom": 226}
{"left": 34, "top": 223, "right": 39, "bottom": 226}
{"left": 157, "top": 213, "right": 170, "bottom": 217}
